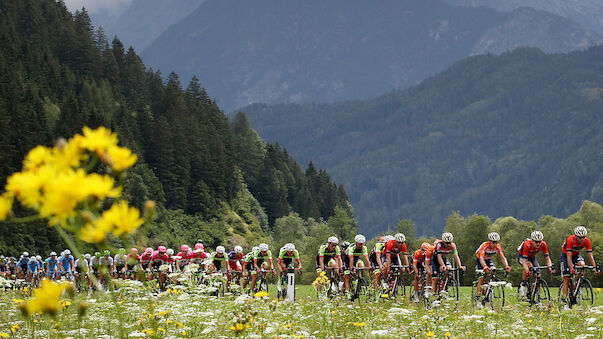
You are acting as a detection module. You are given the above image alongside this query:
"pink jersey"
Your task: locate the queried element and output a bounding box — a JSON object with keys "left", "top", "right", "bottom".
{"left": 151, "top": 252, "right": 172, "bottom": 264}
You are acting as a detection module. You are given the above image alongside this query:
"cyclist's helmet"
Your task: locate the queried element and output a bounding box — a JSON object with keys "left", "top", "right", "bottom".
{"left": 0, "top": 255, "right": 4, "bottom": 259}
{"left": 530, "top": 230, "right": 544, "bottom": 241}
{"left": 259, "top": 243, "right": 269, "bottom": 252}
{"left": 441, "top": 232, "right": 454, "bottom": 242}
{"left": 488, "top": 232, "right": 500, "bottom": 242}
{"left": 341, "top": 241, "right": 351, "bottom": 249}
{"left": 379, "top": 236, "right": 386, "bottom": 242}
{"left": 84, "top": 253, "right": 91, "bottom": 260}
{"left": 394, "top": 233, "right": 406, "bottom": 243}
{"left": 131, "top": 248, "right": 138, "bottom": 253}
{"left": 36, "top": 255, "right": 42, "bottom": 261}
{"left": 103, "top": 250, "right": 111, "bottom": 256}
{"left": 94, "top": 252, "right": 101, "bottom": 258}
{"left": 23, "top": 252, "right": 29, "bottom": 257}
{"left": 574, "top": 226, "right": 587, "bottom": 237}
{"left": 145, "top": 247, "right": 153, "bottom": 254}
{"left": 355, "top": 234, "right": 366, "bottom": 244}
{"left": 384, "top": 235, "right": 394, "bottom": 242}
{"left": 158, "top": 246, "right": 166, "bottom": 253}
{"left": 194, "top": 243, "right": 204, "bottom": 250}
{"left": 421, "top": 242, "right": 431, "bottom": 251}
{"left": 234, "top": 245, "right": 243, "bottom": 253}
{"left": 180, "top": 244, "right": 188, "bottom": 252}
{"left": 284, "top": 243, "right": 295, "bottom": 252}
{"left": 64, "top": 249, "right": 71, "bottom": 255}
{"left": 252, "top": 246, "right": 260, "bottom": 252}
{"left": 166, "top": 248, "right": 174, "bottom": 256}
{"left": 50, "top": 251, "right": 57, "bottom": 256}
{"left": 118, "top": 248, "right": 126, "bottom": 254}
{"left": 215, "top": 246, "right": 225, "bottom": 254}
{"left": 327, "top": 236, "right": 339, "bottom": 244}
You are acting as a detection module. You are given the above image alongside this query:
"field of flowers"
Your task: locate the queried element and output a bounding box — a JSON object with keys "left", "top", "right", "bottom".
{"left": 0, "top": 281, "right": 601, "bottom": 338}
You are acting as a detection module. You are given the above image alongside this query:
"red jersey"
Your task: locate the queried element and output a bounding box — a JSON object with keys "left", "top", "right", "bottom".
{"left": 434, "top": 239, "right": 457, "bottom": 257}
{"left": 517, "top": 239, "right": 549, "bottom": 259}
{"left": 475, "top": 242, "right": 503, "bottom": 260}
{"left": 189, "top": 251, "right": 209, "bottom": 264}
{"left": 562, "top": 235, "right": 592, "bottom": 255}
{"left": 412, "top": 249, "right": 425, "bottom": 264}
{"left": 126, "top": 253, "right": 140, "bottom": 265}
{"left": 140, "top": 253, "right": 153, "bottom": 265}
{"left": 424, "top": 245, "right": 436, "bottom": 265}
{"left": 151, "top": 252, "right": 172, "bottom": 264}
{"left": 382, "top": 239, "right": 408, "bottom": 256}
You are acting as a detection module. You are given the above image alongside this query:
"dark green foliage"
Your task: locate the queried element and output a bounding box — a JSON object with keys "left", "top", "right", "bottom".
{"left": 0, "top": 0, "right": 351, "bottom": 255}
{"left": 243, "top": 45, "right": 603, "bottom": 236}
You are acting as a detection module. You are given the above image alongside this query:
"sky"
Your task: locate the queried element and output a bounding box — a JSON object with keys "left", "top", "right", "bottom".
{"left": 63, "top": 0, "right": 133, "bottom": 15}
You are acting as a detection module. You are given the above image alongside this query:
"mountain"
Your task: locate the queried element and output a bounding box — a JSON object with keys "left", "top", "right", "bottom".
{"left": 241, "top": 46, "right": 603, "bottom": 236}
{"left": 0, "top": 0, "right": 355, "bottom": 254}
{"left": 94, "top": 0, "right": 206, "bottom": 51}
{"left": 444, "top": 0, "right": 603, "bottom": 35}
{"left": 141, "top": 0, "right": 600, "bottom": 112}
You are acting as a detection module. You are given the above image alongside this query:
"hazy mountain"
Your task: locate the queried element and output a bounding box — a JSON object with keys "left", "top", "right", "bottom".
{"left": 444, "top": 0, "right": 603, "bottom": 35}
{"left": 99, "top": 0, "right": 206, "bottom": 50}
{"left": 142, "top": 0, "right": 600, "bottom": 112}
{"left": 241, "top": 46, "right": 603, "bottom": 235}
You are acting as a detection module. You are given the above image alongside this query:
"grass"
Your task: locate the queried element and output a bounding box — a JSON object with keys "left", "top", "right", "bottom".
{"left": 0, "top": 280, "right": 601, "bottom": 338}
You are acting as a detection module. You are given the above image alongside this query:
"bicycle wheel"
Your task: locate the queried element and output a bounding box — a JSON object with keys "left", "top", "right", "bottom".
{"left": 354, "top": 278, "right": 368, "bottom": 303}
{"left": 489, "top": 285, "right": 505, "bottom": 311}
{"left": 259, "top": 278, "right": 268, "bottom": 293}
{"left": 471, "top": 281, "right": 478, "bottom": 308}
{"left": 446, "top": 278, "right": 459, "bottom": 301}
{"left": 578, "top": 279, "right": 594, "bottom": 306}
{"left": 531, "top": 280, "right": 551, "bottom": 307}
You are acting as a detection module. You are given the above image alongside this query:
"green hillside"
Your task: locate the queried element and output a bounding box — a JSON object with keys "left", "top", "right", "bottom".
{"left": 0, "top": 0, "right": 355, "bottom": 255}
{"left": 242, "top": 46, "right": 603, "bottom": 236}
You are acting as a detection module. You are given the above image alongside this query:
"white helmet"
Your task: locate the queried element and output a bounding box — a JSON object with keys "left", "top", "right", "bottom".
{"left": 50, "top": 251, "right": 57, "bottom": 256}
{"left": 259, "top": 243, "right": 269, "bottom": 252}
{"left": 284, "top": 243, "right": 295, "bottom": 252}
{"left": 252, "top": 246, "right": 260, "bottom": 252}
{"left": 84, "top": 253, "right": 91, "bottom": 260}
{"left": 488, "top": 232, "right": 500, "bottom": 242}
{"left": 36, "top": 255, "right": 42, "bottom": 261}
{"left": 234, "top": 246, "right": 243, "bottom": 253}
{"left": 327, "top": 236, "right": 339, "bottom": 244}
{"left": 574, "top": 226, "right": 587, "bottom": 237}
{"left": 23, "top": 252, "right": 29, "bottom": 257}
{"left": 64, "top": 249, "right": 71, "bottom": 255}
{"left": 384, "top": 235, "right": 394, "bottom": 242}
{"left": 216, "top": 246, "right": 226, "bottom": 253}
{"left": 441, "top": 232, "right": 454, "bottom": 242}
{"left": 166, "top": 248, "right": 174, "bottom": 256}
{"left": 354, "top": 234, "right": 366, "bottom": 244}
{"left": 394, "top": 233, "right": 406, "bottom": 242}
{"left": 531, "top": 231, "right": 544, "bottom": 241}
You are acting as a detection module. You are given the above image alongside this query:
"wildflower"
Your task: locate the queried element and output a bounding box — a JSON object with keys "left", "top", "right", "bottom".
{"left": 426, "top": 331, "right": 435, "bottom": 337}
{"left": 23, "top": 145, "right": 53, "bottom": 170}
{"left": 175, "top": 321, "right": 184, "bottom": 328}
{"left": 445, "top": 332, "right": 452, "bottom": 337}
{"left": 181, "top": 331, "right": 187, "bottom": 336}
{"left": 254, "top": 291, "right": 269, "bottom": 298}
{"left": 105, "top": 145, "right": 137, "bottom": 171}
{"left": 157, "top": 327, "right": 166, "bottom": 333}
{"left": 0, "top": 333, "right": 8, "bottom": 338}
{"left": 231, "top": 322, "right": 250, "bottom": 332}
{"left": 353, "top": 322, "right": 366, "bottom": 327}
{"left": 141, "top": 329, "right": 155, "bottom": 336}
{"left": 103, "top": 200, "right": 144, "bottom": 236}
{"left": 79, "top": 126, "right": 118, "bottom": 154}
{"left": 10, "top": 324, "right": 18, "bottom": 333}
{"left": 381, "top": 294, "right": 389, "bottom": 298}
{"left": 0, "top": 193, "right": 13, "bottom": 220}
{"left": 22, "top": 279, "right": 72, "bottom": 316}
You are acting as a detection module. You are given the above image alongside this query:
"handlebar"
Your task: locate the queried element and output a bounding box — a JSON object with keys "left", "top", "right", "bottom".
{"left": 529, "top": 265, "right": 554, "bottom": 272}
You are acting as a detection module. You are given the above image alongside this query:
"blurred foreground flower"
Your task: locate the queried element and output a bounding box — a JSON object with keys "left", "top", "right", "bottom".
{"left": 254, "top": 291, "right": 268, "bottom": 298}
{"left": 20, "top": 279, "right": 72, "bottom": 317}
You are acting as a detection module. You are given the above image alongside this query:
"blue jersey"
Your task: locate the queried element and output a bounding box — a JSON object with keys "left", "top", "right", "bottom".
{"left": 17, "top": 256, "right": 29, "bottom": 268}
{"left": 59, "top": 254, "right": 74, "bottom": 270}
{"left": 27, "top": 259, "right": 41, "bottom": 273}
{"left": 46, "top": 257, "right": 59, "bottom": 271}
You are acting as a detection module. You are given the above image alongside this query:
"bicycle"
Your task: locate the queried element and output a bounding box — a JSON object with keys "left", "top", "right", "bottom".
{"left": 229, "top": 270, "right": 244, "bottom": 295}
{"left": 472, "top": 268, "right": 508, "bottom": 311}
{"left": 383, "top": 265, "right": 408, "bottom": 299}
{"left": 253, "top": 269, "right": 272, "bottom": 294}
{"left": 517, "top": 265, "right": 553, "bottom": 307}
{"left": 349, "top": 267, "right": 372, "bottom": 303}
{"left": 277, "top": 267, "right": 301, "bottom": 301}
{"left": 435, "top": 267, "right": 462, "bottom": 302}
{"left": 320, "top": 267, "right": 343, "bottom": 298}
{"left": 558, "top": 265, "right": 598, "bottom": 308}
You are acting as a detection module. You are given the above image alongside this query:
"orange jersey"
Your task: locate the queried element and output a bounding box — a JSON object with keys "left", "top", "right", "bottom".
{"left": 475, "top": 242, "right": 503, "bottom": 260}
{"left": 424, "top": 245, "right": 436, "bottom": 265}
{"left": 412, "top": 249, "right": 425, "bottom": 264}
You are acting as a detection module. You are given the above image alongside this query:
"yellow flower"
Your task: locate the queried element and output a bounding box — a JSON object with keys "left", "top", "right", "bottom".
{"left": 0, "top": 193, "right": 13, "bottom": 220}
{"left": 79, "top": 220, "right": 112, "bottom": 243}
{"left": 79, "top": 126, "right": 118, "bottom": 154}
{"left": 23, "top": 279, "right": 72, "bottom": 316}
{"left": 181, "top": 331, "right": 187, "bottom": 336}
{"left": 254, "top": 291, "right": 269, "bottom": 298}
{"left": 52, "top": 138, "right": 86, "bottom": 170}
{"left": 445, "top": 332, "right": 452, "bottom": 337}
{"left": 596, "top": 288, "right": 601, "bottom": 292}
{"left": 381, "top": 294, "right": 389, "bottom": 298}
{"left": 80, "top": 173, "right": 120, "bottom": 200}
{"left": 353, "top": 322, "right": 366, "bottom": 327}
{"left": 426, "top": 331, "right": 435, "bottom": 337}
{"left": 175, "top": 321, "right": 184, "bottom": 328}
{"left": 101, "top": 200, "right": 144, "bottom": 236}
{"left": 141, "top": 329, "right": 155, "bottom": 336}
{"left": 23, "top": 146, "right": 53, "bottom": 170}
{"left": 60, "top": 300, "right": 71, "bottom": 307}
{"left": 157, "top": 327, "right": 166, "bottom": 333}
{"left": 105, "top": 146, "right": 137, "bottom": 171}
{"left": 0, "top": 333, "right": 8, "bottom": 338}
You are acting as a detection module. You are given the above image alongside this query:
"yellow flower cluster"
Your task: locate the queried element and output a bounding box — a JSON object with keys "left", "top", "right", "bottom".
{"left": 1, "top": 126, "right": 144, "bottom": 243}
{"left": 230, "top": 322, "right": 250, "bottom": 333}
{"left": 254, "top": 291, "right": 269, "bottom": 298}
{"left": 312, "top": 271, "right": 330, "bottom": 286}
{"left": 20, "top": 279, "right": 72, "bottom": 316}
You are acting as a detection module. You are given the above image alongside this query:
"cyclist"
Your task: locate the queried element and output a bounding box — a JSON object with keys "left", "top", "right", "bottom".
{"left": 113, "top": 248, "right": 127, "bottom": 278}
{"left": 370, "top": 235, "right": 392, "bottom": 289}
{"left": 209, "top": 246, "right": 229, "bottom": 273}
{"left": 125, "top": 248, "right": 142, "bottom": 279}
{"left": 176, "top": 245, "right": 191, "bottom": 271}
{"left": 429, "top": 233, "right": 466, "bottom": 296}
{"left": 74, "top": 254, "right": 90, "bottom": 289}
{"left": 250, "top": 243, "right": 274, "bottom": 291}
{"left": 412, "top": 242, "right": 431, "bottom": 302}
{"left": 88, "top": 252, "right": 101, "bottom": 288}
{"left": 27, "top": 255, "right": 42, "bottom": 285}
{"left": 277, "top": 243, "right": 302, "bottom": 292}
{"left": 7, "top": 256, "right": 17, "bottom": 276}
{"left": 242, "top": 246, "right": 259, "bottom": 289}
{"left": 0, "top": 255, "right": 6, "bottom": 278}
{"left": 344, "top": 235, "right": 370, "bottom": 294}
{"left": 382, "top": 233, "right": 410, "bottom": 287}
{"left": 189, "top": 243, "right": 209, "bottom": 269}
{"left": 45, "top": 252, "right": 60, "bottom": 280}
{"left": 227, "top": 246, "right": 245, "bottom": 286}
{"left": 517, "top": 230, "right": 554, "bottom": 297}
{"left": 150, "top": 246, "right": 171, "bottom": 289}
{"left": 99, "top": 250, "right": 114, "bottom": 286}
{"left": 16, "top": 252, "right": 30, "bottom": 279}
{"left": 474, "top": 232, "right": 511, "bottom": 304}
{"left": 315, "top": 237, "right": 342, "bottom": 292}
{"left": 560, "top": 226, "right": 599, "bottom": 305}
{"left": 59, "top": 249, "right": 74, "bottom": 280}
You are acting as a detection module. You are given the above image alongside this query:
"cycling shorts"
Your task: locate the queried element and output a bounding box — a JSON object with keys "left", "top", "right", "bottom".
{"left": 475, "top": 258, "right": 495, "bottom": 271}
{"left": 560, "top": 252, "right": 584, "bottom": 276}
{"left": 228, "top": 261, "right": 242, "bottom": 271}
{"left": 381, "top": 253, "right": 400, "bottom": 266}
{"left": 516, "top": 253, "right": 539, "bottom": 266}
{"left": 431, "top": 257, "right": 451, "bottom": 276}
